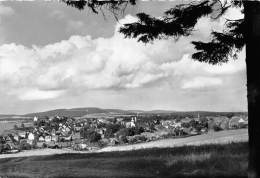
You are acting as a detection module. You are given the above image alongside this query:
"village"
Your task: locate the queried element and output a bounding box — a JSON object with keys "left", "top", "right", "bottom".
{"left": 0, "top": 114, "right": 248, "bottom": 154}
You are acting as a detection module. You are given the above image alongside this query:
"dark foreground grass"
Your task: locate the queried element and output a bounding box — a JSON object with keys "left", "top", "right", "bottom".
{"left": 0, "top": 142, "right": 248, "bottom": 178}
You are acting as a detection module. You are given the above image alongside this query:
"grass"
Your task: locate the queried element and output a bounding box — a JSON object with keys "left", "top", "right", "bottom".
{"left": 0, "top": 142, "right": 248, "bottom": 178}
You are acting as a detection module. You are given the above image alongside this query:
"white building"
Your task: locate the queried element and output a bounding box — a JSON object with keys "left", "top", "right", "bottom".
{"left": 28, "top": 133, "right": 35, "bottom": 141}
{"left": 33, "top": 116, "right": 38, "bottom": 122}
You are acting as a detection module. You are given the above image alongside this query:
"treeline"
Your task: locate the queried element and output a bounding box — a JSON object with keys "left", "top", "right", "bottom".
{"left": 137, "top": 111, "right": 247, "bottom": 122}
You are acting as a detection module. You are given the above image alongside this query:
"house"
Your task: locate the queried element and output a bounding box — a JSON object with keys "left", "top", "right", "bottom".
{"left": 238, "top": 118, "right": 248, "bottom": 128}
{"left": 116, "top": 118, "right": 124, "bottom": 123}
{"left": 18, "top": 131, "right": 27, "bottom": 139}
{"left": 13, "top": 135, "right": 19, "bottom": 142}
{"left": 59, "top": 135, "right": 72, "bottom": 142}
{"left": 239, "top": 118, "right": 245, "bottom": 123}
{"left": 74, "top": 126, "right": 82, "bottom": 132}
{"left": 108, "top": 138, "right": 119, "bottom": 146}
{"left": 51, "top": 135, "right": 59, "bottom": 142}
{"left": 33, "top": 116, "right": 38, "bottom": 122}
{"left": 28, "top": 132, "right": 35, "bottom": 141}
{"left": 181, "top": 117, "right": 193, "bottom": 124}
{"left": 79, "top": 143, "right": 87, "bottom": 150}
{"left": 125, "top": 117, "right": 136, "bottom": 128}
{"left": 161, "top": 120, "right": 170, "bottom": 129}
{"left": 72, "top": 132, "right": 81, "bottom": 140}
{"left": 38, "top": 136, "right": 45, "bottom": 142}
{"left": 51, "top": 129, "right": 56, "bottom": 136}
{"left": 97, "top": 118, "right": 111, "bottom": 124}
{"left": 229, "top": 116, "right": 242, "bottom": 129}
{"left": 45, "top": 135, "right": 52, "bottom": 142}
{"left": 49, "top": 116, "right": 55, "bottom": 121}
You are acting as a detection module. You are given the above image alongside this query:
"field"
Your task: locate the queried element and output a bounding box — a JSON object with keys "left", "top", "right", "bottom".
{"left": 0, "top": 121, "right": 18, "bottom": 135}
{"left": 0, "top": 142, "right": 248, "bottom": 178}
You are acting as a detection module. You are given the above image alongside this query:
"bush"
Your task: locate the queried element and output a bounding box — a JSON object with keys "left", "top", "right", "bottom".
{"left": 104, "top": 124, "right": 122, "bottom": 138}
{"left": 213, "top": 124, "right": 223, "bottom": 132}
{"left": 128, "top": 135, "right": 147, "bottom": 144}
{"left": 19, "top": 141, "right": 31, "bottom": 150}
{"left": 42, "top": 143, "right": 48, "bottom": 148}
{"left": 13, "top": 124, "right": 18, "bottom": 130}
{"left": 80, "top": 128, "right": 101, "bottom": 143}
{"left": 0, "top": 144, "right": 12, "bottom": 153}
{"left": 116, "top": 128, "right": 132, "bottom": 138}
{"left": 133, "top": 126, "right": 145, "bottom": 135}
{"left": 118, "top": 135, "right": 128, "bottom": 144}
{"left": 0, "top": 144, "right": 3, "bottom": 153}
{"left": 116, "top": 127, "right": 145, "bottom": 139}
{"left": 0, "top": 136, "right": 5, "bottom": 144}
{"left": 88, "top": 131, "right": 101, "bottom": 143}
{"left": 80, "top": 126, "right": 90, "bottom": 138}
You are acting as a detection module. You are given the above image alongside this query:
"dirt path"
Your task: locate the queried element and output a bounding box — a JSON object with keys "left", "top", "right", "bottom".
{"left": 0, "top": 129, "right": 248, "bottom": 159}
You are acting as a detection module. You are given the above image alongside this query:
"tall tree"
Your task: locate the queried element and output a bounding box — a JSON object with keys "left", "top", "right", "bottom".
{"left": 64, "top": 0, "right": 258, "bottom": 177}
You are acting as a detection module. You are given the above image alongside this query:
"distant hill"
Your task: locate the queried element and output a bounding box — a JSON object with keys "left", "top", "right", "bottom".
{"left": 24, "top": 107, "right": 137, "bottom": 118}
{"left": 0, "top": 107, "right": 247, "bottom": 119}
{"left": 0, "top": 114, "right": 31, "bottom": 121}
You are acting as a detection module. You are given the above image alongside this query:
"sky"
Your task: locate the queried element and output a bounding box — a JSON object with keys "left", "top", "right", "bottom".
{"left": 0, "top": 1, "right": 247, "bottom": 114}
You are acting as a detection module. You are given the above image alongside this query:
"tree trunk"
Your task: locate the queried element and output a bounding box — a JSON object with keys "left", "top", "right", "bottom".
{"left": 244, "top": 2, "right": 260, "bottom": 178}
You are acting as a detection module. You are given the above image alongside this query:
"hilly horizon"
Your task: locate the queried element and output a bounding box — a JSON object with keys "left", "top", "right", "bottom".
{"left": 0, "top": 107, "right": 247, "bottom": 119}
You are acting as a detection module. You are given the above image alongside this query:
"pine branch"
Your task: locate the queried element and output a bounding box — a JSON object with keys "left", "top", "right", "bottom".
{"left": 62, "top": 0, "right": 136, "bottom": 14}
{"left": 120, "top": 0, "right": 216, "bottom": 43}
{"left": 191, "top": 19, "right": 245, "bottom": 64}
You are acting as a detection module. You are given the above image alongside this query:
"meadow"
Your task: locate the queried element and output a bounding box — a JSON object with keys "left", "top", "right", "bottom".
{"left": 0, "top": 121, "right": 18, "bottom": 135}
{"left": 0, "top": 142, "right": 248, "bottom": 178}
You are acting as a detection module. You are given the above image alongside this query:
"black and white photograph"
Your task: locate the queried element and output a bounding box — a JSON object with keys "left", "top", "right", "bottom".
{"left": 0, "top": 0, "right": 257, "bottom": 177}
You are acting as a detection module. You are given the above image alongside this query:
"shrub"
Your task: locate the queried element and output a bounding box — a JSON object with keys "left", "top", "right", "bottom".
{"left": 118, "top": 135, "right": 128, "bottom": 144}
{"left": 213, "top": 124, "right": 223, "bottom": 132}
{"left": 13, "top": 124, "right": 18, "bottom": 130}
{"left": 0, "top": 144, "right": 3, "bottom": 153}
{"left": 80, "top": 126, "right": 90, "bottom": 138}
{"left": 88, "top": 131, "right": 101, "bottom": 143}
{"left": 104, "top": 124, "right": 122, "bottom": 138}
{"left": 116, "top": 127, "right": 145, "bottom": 138}
{"left": 19, "top": 141, "right": 31, "bottom": 150}
{"left": 98, "top": 139, "right": 109, "bottom": 147}
{"left": 0, "top": 136, "right": 5, "bottom": 144}
{"left": 133, "top": 126, "right": 145, "bottom": 135}
{"left": 42, "top": 143, "right": 47, "bottom": 148}
{"left": 128, "top": 135, "right": 147, "bottom": 144}
{"left": 181, "top": 122, "right": 190, "bottom": 128}
{"left": 80, "top": 128, "right": 101, "bottom": 143}
{"left": 116, "top": 128, "right": 132, "bottom": 138}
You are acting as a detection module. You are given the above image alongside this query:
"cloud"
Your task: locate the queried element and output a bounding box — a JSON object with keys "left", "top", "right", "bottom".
{"left": 50, "top": 10, "right": 66, "bottom": 20}
{"left": 66, "top": 20, "right": 85, "bottom": 32}
{"left": 182, "top": 76, "right": 222, "bottom": 89}
{"left": 9, "top": 88, "right": 65, "bottom": 101}
{"left": 0, "top": 3, "right": 14, "bottom": 17}
{"left": 223, "top": 4, "right": 244, "bottom": 20}
{"left": 0, "top": 14, "right": 246, "bottom": 100}
{"left": 0, "top": 3, "right": 14, "bottom": 43}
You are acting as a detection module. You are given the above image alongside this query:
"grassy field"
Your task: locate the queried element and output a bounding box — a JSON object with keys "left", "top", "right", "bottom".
{"left": 0, "top": 121, "right": 18, "bottom": 135}
{"left": 0, "top": 142, "right": 248, "bottom": 178}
